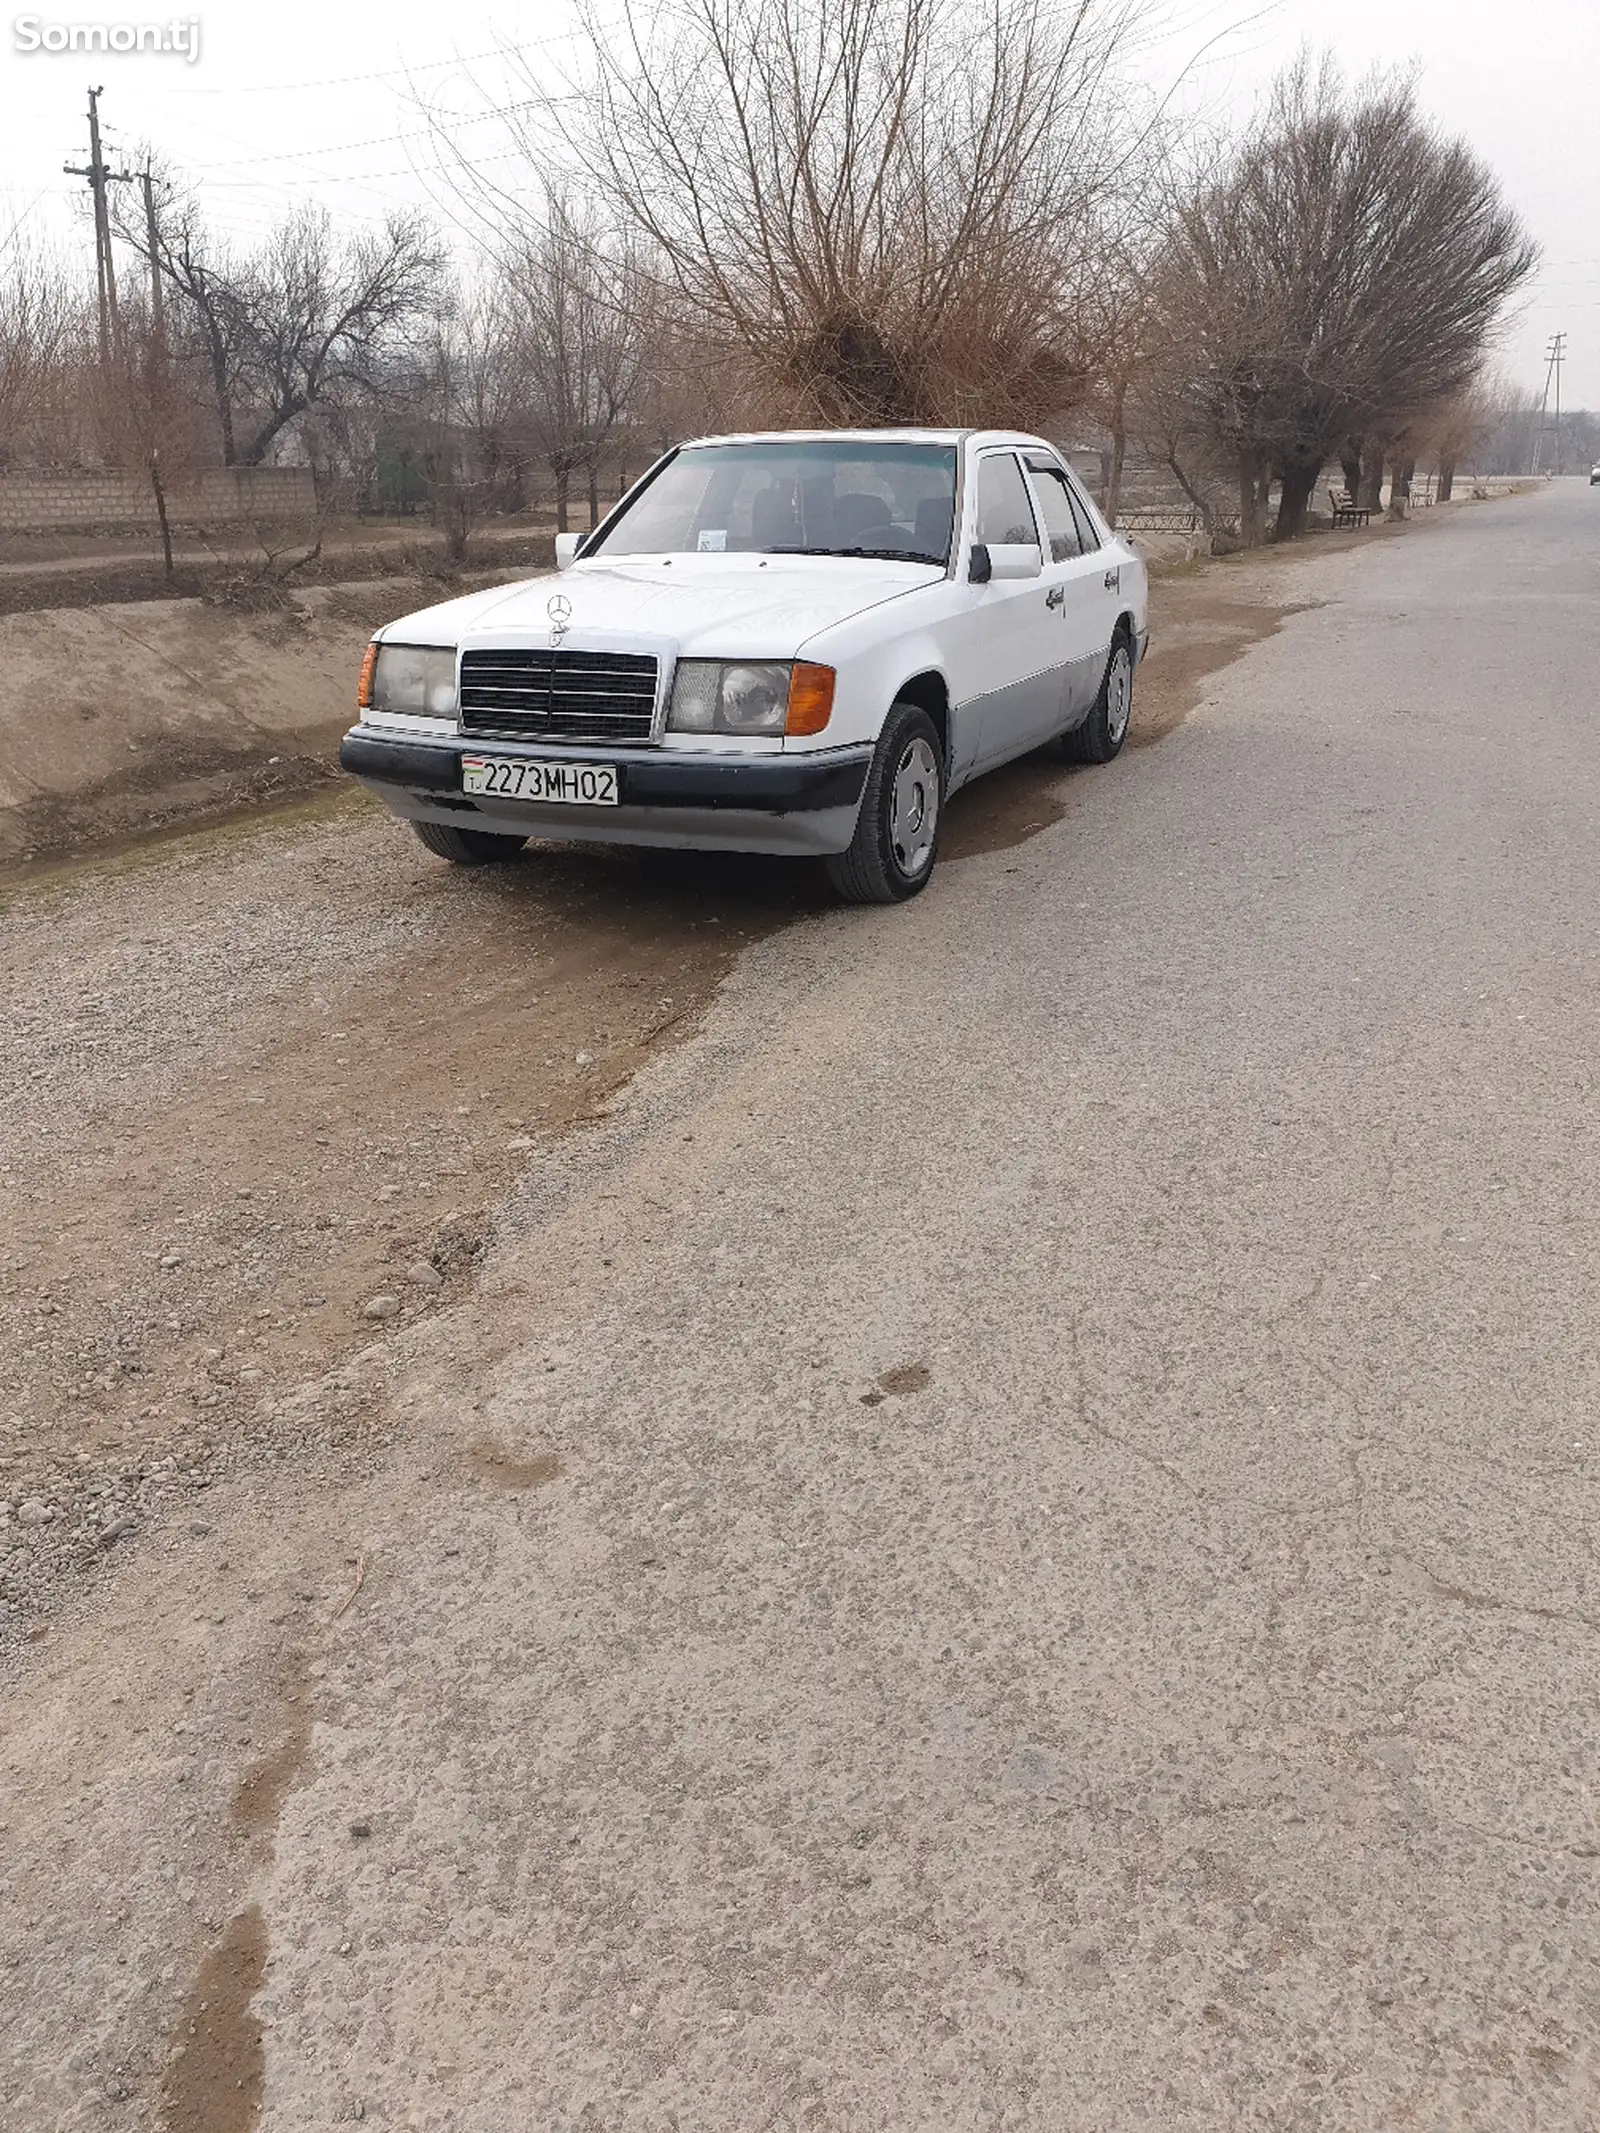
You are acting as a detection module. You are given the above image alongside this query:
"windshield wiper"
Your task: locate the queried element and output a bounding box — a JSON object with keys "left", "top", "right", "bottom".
{"left": 766, "top": 544, "right": 945, "bottom": 565}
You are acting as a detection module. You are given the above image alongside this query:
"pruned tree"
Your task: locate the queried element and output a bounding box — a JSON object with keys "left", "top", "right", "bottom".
{"left": 486, "top": 0, "right": 1137, "bottom": 430}
{"left": 1149, "top": 58, "right": 1538, "bottom": 541}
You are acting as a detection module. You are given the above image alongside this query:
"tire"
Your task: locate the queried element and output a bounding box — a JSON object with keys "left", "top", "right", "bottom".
{"left": 412, "top": 821, "right": 528, "bottom": 867}
{"left": 825, "top": 702, "right": 944, "bottom": 905}
{"left": 1062, "top": 627, "right": 1134, "bottom": 765}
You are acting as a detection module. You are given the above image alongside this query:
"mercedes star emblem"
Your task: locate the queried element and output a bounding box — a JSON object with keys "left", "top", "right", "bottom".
{"left": 546, "top": 593, "right": 572, "bottom": 642}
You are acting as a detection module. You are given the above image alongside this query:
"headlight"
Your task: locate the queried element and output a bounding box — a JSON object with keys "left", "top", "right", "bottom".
{"left": 669, "top": 660, "right": 790, "bottom": 736}
{"left": 369, "top": 643, "right": 457, "bottom": 718}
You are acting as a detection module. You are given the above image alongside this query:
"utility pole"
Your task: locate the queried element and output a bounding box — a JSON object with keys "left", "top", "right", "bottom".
{"left": 63, "top": 86, "right": 133, "bottom": 364}
{"left": 1552, "top": 331, "right": 1565, "bottom": 476}
{"left": 140, "top": 170, "right": 165, "bottom": 344}
{"left": 136, "top": 164, "right": 176, "bottom": 575}
{"left": 1531, "top": 332, "right": 1567, "bottom": 478}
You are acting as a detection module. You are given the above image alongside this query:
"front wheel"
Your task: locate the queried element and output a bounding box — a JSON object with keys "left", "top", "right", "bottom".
{"left": 1062, "top": 629, "right": 1133, "bottom": 765}
{"left": 825, "top": 703, "right": 944, "bottom": 905}
{"left": 412, "top": 821, "right": 528, "bottom": 867}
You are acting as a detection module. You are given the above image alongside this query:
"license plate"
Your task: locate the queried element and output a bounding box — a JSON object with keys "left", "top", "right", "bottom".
{"left": 461, "top": 755, "right": 619, "bottom": 805}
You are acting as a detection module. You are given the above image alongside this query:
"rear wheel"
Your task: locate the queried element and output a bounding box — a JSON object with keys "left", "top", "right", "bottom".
{"left": 1062, "top": 628, "right": 1133, "bottom": 765}
{"left": 412, "top": 821, "right": 528, "bottom": 867}
{"left": 825, "top": 702, "right": 943, "bottom": 905}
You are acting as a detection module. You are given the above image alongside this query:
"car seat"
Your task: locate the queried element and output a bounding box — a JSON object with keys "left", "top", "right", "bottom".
{"left": 750, "top": 486, "right": 800, "bottom": 547}
{"left": 833, "top": 492, "right": 894, "bottom": 541}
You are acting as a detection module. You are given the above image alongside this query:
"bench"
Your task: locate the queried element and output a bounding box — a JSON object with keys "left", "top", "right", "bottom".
{"left": 1328, "top": 487, "right": 1371, "bottom": 528}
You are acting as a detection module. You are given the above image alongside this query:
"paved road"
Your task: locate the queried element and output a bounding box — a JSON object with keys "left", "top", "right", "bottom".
{"left": 9, "top": 484, "right": 1600, "bottom": 2130}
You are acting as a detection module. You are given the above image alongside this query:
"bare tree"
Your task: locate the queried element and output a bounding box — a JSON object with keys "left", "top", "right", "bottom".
{"left": 448, "top": 280, "right": 535, "bottom": 513}
{"left": 92, "top": 291, "right": 215, "bottom": 571}
{"left": 393, "top": 279, "right": 525, "bottom": 561}
{"left": 502, "top": 199, "right": 651, "bottom": 530}
{"left": 0, "top": 241, "right": 81, "bottom": 468}
{"left": 486, "top": 0, "right": 1136, "bottom": 430}
{"left": 1421, "top": 371, "right": 1518, "bottom": 497}
{"left": 114, "top": 183, "right": 438, "bottom": 469}
{"left": 1150, "top": 59, "right": 1537, "bottom": 541}
{"left": 134, "top": 190, "right": 252, "bottom": 465}
{"left": 226, "top": 207, "right": 439, "bottom": 467}
{"left": 1072, "top": 146, "right": 1174, "bottom": 525}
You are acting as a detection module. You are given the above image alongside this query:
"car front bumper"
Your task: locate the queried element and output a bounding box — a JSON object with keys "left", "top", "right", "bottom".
{"left": 339, "top": 727, "right": 873, "bottom": 857}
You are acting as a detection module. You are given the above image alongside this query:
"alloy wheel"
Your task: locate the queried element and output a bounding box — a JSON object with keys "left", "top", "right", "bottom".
{"left": 1106, "top": 644, "right": 1133, "bottom": 744}
{"left": 890, "top": 736, "right": 939, "bottom": 879}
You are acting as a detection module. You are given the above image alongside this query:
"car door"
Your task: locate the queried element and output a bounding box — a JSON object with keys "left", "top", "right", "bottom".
{"left": 964, "top": 450, "right": 1059, "bottom": 771}
{"left": 1059, "top": 469, "right": 1125, "bottom": 718}
{"left": 1022, "top": 452, "right": 1115, "bottom": 729}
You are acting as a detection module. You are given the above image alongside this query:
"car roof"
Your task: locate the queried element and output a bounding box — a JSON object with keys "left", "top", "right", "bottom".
{"left": 682, "top": 427, "right": 1051, "bottom": 451}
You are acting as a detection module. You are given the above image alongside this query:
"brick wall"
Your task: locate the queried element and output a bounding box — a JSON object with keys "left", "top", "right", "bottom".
{"left": 0, "top": 467, "right": 317, "bottom": 534}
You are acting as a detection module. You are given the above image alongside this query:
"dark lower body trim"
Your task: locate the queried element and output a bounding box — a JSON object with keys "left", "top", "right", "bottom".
{"left": 339, "top": 730, "right": 871, "bottom": 812}
{"left": 338, "top": 728, "right": 873, "bottom": 859}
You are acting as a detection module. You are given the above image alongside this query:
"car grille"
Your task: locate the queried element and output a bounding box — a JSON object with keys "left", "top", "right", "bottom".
{"left": 458, "top": 649, "right": 659, "bottom": 746}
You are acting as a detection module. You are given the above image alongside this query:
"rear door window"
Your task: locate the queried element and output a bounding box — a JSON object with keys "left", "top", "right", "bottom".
{"left": 1063, "top": 472, "right": 1103, "bottom": 555}
{"left": 1023, "top": 457, "right": 1085, "bottom": 562}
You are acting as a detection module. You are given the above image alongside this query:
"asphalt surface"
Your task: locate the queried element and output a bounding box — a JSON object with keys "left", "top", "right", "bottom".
{"left": 8, "top": 482, "right": 1600, "bottom": 2130}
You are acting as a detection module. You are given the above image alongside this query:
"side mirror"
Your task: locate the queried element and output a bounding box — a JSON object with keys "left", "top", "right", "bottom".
{"left": 968, "top": 542, "right": 992, "bottom": 584}
{"left": 554, "top": 531, "right": 584, "bottom": 572}
{"left": 987, "top": 543, "right": 1043, "bottom": 582}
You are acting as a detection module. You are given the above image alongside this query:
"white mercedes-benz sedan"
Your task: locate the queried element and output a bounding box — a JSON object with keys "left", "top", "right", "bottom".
{"left": 341, "top": 428, "right": 1149, "bottom": 904}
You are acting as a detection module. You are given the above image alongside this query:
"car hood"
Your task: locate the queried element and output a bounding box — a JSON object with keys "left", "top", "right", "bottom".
{"left": 375, "top": 554, "right": 940, "bottom": 661}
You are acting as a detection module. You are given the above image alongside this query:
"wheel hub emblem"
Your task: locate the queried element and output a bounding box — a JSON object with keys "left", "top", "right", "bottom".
{"left": 546, "top": 593, "right": 572, "bottom": 644}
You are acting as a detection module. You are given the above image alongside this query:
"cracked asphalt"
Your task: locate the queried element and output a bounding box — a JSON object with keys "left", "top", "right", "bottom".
{"left": 5, "top": 482, "right": 1598, "bottom": 2131}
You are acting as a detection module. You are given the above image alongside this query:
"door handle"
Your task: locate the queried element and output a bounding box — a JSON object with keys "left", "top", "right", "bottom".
{"left": 1045, "top": 584, "right": 1064, "bottom": 609}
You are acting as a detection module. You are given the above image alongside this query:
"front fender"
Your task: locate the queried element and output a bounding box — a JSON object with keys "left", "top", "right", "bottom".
{"left": 789, "top": 609, "right": 959, "bottom": 758}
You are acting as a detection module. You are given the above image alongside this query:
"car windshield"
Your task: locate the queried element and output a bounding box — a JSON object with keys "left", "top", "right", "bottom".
{"left": 586, "top": 440, "right": 957, "bottom": 565}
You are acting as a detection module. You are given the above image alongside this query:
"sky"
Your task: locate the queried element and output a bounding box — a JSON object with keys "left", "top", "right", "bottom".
{"left": 2, "top": 0, "right": 1597, "bottom": 408}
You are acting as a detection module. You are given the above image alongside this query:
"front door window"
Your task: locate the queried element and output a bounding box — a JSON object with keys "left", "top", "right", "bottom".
{"left": 975, "top": 453, "right": 1041, "bottom": 549}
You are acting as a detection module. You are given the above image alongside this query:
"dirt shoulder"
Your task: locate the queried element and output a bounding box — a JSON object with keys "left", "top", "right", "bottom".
{"left": 0, "top": 517, "right": 558, "bottom": 611}
{"left": 0, "top": 565, "right": 550, "bottom": 868}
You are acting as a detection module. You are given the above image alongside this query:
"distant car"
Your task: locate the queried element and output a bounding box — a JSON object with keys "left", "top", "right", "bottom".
{"left": 341, "top": 428, "right": 1149, "bottom": 904}
{"left": 1591, "top": 464, "right": 1600, "bottom": 485}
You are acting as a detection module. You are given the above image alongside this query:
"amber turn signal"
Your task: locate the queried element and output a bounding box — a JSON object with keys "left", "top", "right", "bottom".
{"left": 785, "top": 662, "right": 835, "bottom": 737}
{"left": 357, "top": 641, "right": 378, "bottom": 711}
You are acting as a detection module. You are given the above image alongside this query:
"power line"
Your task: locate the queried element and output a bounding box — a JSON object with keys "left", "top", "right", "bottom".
{"left": 0, "top": 186, "right": 57, "bottom": 261}
{"left": 163, "top": 20, "right": 610, "bottom": 98}
{"left": 183, "top": 104, "right": 544, "bottom": 170}
{"left": 199, "top": 145, "right": 542, "bottom": 191}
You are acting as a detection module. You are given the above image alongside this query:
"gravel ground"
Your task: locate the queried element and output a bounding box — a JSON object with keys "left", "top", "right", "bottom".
{"left": 0, "top": 807, "right": 812, "bottom": 1658}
